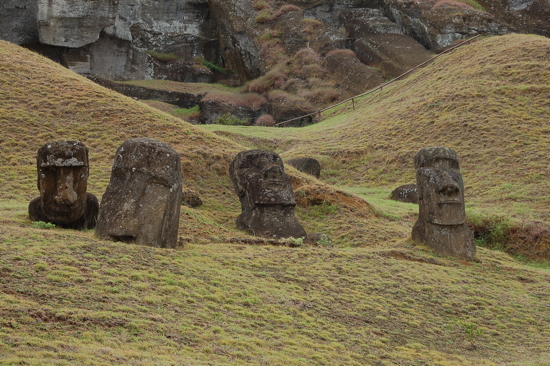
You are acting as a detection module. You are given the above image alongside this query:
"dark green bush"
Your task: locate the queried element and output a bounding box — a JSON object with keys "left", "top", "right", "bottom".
{"left": 215, "top": 114, "right": 248, "bottom": 126}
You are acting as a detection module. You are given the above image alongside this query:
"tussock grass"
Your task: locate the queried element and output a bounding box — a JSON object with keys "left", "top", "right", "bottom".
{"left": 2, "top": 36, "right": 550, "bottom": 365}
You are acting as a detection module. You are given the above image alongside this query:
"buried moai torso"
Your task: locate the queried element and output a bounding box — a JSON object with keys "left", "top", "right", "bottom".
{"left": 412, "top": 147, "right": 476, "bottom": 260}
{"left": 95, "top": 138, "right": 182, "bottom": 248}
{"left": 229, "top": 150, "right": 307, "bottom": 239}
{"left": 28, "top": 141, "right": 99, "bottom": 229}
{"left": 390, "top": 184, "right": 419, "bottom": 204}
{"left": 286, "top": 157, "right": 321, "bottom": 179}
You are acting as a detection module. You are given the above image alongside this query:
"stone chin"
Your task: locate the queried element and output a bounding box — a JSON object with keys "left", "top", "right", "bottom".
{"left": 43, "top": 205, "right": 85, "bottom": 224}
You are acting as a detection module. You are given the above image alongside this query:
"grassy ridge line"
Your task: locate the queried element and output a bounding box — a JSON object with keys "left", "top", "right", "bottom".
{"left": 1, "top": 225, "right": 550, "bottom": 365}
{"left": 204, "top": 34, "right": 550, "bottom": 223}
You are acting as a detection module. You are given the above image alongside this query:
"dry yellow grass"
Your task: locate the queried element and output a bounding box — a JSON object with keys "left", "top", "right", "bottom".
{"left": 1, "top": 35, "right": 550, "bottom": 365}
{"left": 205, "top": 34, "right": 550, "bottom": 223}
{"left": 0, "top": 39, "right": 405, "bottom": 245}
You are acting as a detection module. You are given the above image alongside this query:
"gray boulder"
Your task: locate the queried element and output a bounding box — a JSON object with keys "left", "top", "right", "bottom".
{"left": 287, "top": 157, "right": 322, "bottom": 179}
{"left": 391, "top": 184, "right": 419, "bottom": 204}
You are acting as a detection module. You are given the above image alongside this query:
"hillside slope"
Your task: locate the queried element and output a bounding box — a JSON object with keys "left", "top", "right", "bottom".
{"left": 206, "top": 34, "right": 550, "bottom": 223}
{"left": 1, "top": 37, "right": 550, "bottom": 365}
{"left": 0, "top": 39, "right": 406, "bottom": 245}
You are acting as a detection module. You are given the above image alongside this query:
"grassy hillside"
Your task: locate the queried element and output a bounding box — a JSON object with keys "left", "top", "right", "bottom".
{"left": 0, "top": 39, "right": 403, "bottom": 246}
{"left": 205, "top": 34, "right": 550, "bottom": 259}
{"left": 1, "top": 35, "right": 550, "bottom": 365}
{"left": 206, "top": 34, "right": 550, "bottom": 217}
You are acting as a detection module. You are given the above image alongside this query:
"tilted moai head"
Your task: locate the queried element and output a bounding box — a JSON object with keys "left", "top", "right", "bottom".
{"left": 413, "top": 147, "right": 475, "bottom": 260}
{"left": 95, "top": 138, "right": 182, "bottom": 248}
{"left": 415, "top": 147, "right": 466, "bottom": 225}
{"left": 229, "top": 149, "right": 306, "bottom": 239}
{"left": 29, "top": 141, "right": 97, "bottom": 228}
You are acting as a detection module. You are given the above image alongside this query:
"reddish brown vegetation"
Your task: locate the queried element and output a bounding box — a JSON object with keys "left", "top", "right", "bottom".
{"left": 255, "top": 114, "right": 276, "bottom": 126}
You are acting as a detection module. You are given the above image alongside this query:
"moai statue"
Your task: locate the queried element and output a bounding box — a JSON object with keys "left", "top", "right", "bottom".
{"left": 412, "top": 147, "right": 476, "bottom": 260}
{"left": 95, "top": 138, "right": 182, "bottom": 248}
{"left": 28, "top": 141, "right": 99, "bottom": 229}
{"left": 229, "top": 149, "right": 307, "bottom": 239}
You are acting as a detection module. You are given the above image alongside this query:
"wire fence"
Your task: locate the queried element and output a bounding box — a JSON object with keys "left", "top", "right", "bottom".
{"left": 274, "top": 35, "right": 481, "bottom": 127}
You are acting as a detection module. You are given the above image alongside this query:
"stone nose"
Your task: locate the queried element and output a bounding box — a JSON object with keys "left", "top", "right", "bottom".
{"left": 54, "top": 182, "right": 77, "bottom": 205}
{"left": 264, "top": 164, "right": 283, "bottom": 178}
{"left": 438, "top": 172, "right": 459, "bottom": 197}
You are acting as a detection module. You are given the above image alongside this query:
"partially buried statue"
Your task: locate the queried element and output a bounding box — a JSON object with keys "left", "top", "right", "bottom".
{"left": 412, "top": 147, "right": 476, "bottom": 260}
{"left": 29, "top": 141, "right": 99, "bottom": 229}
{"left": 230, "top": 149, "right": 307, "bottom": 239}
{"left": 95, "top": 138, "right": 182, "bottom": 248}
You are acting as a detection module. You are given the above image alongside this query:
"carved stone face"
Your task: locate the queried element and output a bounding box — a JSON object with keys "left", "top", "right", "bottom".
{"left": 229, "top": 150, "right": 306, "bottom": 239}
{"left": 230, "top": 150, "right": 296, "bottom": 208}
{"left": 37, "top": 141, "right": 89, "bottom": 225}
{"left": 95, "top": 138, "right": 182, "bottom": 248}
{"left": 415, "top": 147, "right": 466, "bottom": 225}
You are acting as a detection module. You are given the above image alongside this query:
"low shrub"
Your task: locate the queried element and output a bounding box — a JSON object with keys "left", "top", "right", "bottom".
{"left": 255, "top": 114, "right": 276, "bottom": 126}
{"left": 275, "top": 4, "right": 301, "bottom": 16}
{"left": 31, "top": 221, "right": 56, "bottom": 229}
{"left": 293, "top": 48, "right": 321, "bottom": 66}
{"left": 301, "top": 18, "right": 324, "bottom": 31}
{"left": 468, "top": 214, "right": 550, "bottom": 261}
{"left": 215, "top": 113, "right": 249, "bottom": 126}
{"left": 242, "top": 76, "right": 272, "bottom": 93}
{"left": 255, "top": 9, "right": 275, "bottom": 23}
{"left": 200, "top": 58, "right": 225, "bottom": 74}
{"left": 253, "top": 0, "right": 271, "bottom": 10}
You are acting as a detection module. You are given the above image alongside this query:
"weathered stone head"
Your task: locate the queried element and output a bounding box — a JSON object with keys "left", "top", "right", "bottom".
{"left": 412, "top": 147, "right": 475, "bottom": 260}
{"left": 95, "top": 138, "right": 182, "bottom": 248}
{"left": 28, "top": 140, "right": 99, "bottom": 229}
{"left": 287, "top": 157, "right": 321, "bottom": 179}
{"left": 415, "top": 147, "right": 465, "bottom": 224}
{"left": 229, "top": 149, "right": 306, "bottom": 239}
{"left": 390, "top": 184, "right": 419, "bottom": 204}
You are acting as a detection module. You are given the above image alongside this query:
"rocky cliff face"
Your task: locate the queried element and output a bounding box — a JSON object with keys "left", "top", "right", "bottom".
{"left": 1, "top": 0, "right": 547, "bottom": 121}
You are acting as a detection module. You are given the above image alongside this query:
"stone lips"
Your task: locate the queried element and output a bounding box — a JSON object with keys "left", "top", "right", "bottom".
{"left": 230, "top": 149, "right": 306, "bottom": 239}
{"left": 95, "top": 138, "right": 182, "bottom": 248}
{"left": 412, "top": 147, "right": 475, "bottom": 260}
{"left": 29, "top": 140, "right": 98, "bottom": 229}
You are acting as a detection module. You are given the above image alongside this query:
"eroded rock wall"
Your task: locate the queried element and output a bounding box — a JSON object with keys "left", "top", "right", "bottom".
{"left": 37, "top": 0, "right": 118, "bottom": 48}
{"left": 1, "top": 0, "right": 39, "bottom": 45}
{"left": 0, "top": 0, "right": 547, "bottom": 83}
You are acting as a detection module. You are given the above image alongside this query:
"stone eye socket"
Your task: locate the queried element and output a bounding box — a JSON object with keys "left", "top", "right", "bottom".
{"left": 149, "top": 176, "right": 170, "bottom": 187}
